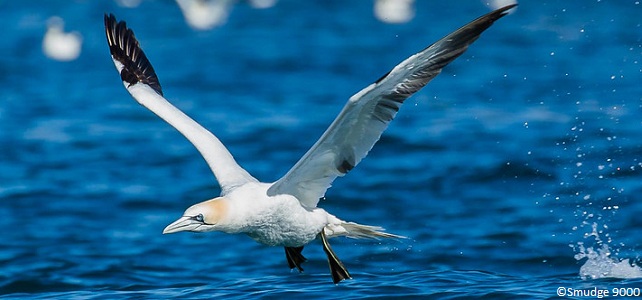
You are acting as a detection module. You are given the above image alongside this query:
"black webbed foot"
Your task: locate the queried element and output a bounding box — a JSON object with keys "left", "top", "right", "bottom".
{"left": 320, "top": 230, "right": 351, "bottom": 284}
{"left": 284, "top": 246, "right": 307, "bottom": 272}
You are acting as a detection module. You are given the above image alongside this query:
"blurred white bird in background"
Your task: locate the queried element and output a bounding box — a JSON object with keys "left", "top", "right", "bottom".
{"left": 176, "top": 0, "right": 236, "bottom": 30}
{"left": 248, "top": 0, "right": 276, "bottom": 9}
{"left": 115, "top": 0, "right": 143, "bottom": 8}
{"left": 42, "top": 16, "right": 82, "bottom": 62}
{"left": 374, "top": 0, "right": 415, "bottom": 24}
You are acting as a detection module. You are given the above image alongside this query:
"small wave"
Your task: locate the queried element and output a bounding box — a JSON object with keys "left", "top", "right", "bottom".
{"left": 0, "top": 279, "right": 82, "bottom": 295}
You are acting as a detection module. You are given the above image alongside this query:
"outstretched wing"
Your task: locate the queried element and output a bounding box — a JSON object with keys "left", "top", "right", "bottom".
{"left": 104, "top": 14, "right": 257, "bottom": 194}
{"left": 267, "top": 5, "right": 516, "bottom": 208}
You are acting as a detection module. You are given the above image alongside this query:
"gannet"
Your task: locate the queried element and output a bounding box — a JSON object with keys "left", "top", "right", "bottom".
{"left": 115, "top": 0, "right": 142, "bottom": 8}
{"left": 374, "top": 0, "right": 415, "bottom": 24}
{"left": 249, "top": 0, "right": 277, "bottom": 9}
{"left": 43, "top": 16, "right": 82, "bottom": 62}
{"left": 104, "top": 4, "right": 515, "bottom": 284}
{"left": 175, "top": 0, "right": 235, "bottom": 30}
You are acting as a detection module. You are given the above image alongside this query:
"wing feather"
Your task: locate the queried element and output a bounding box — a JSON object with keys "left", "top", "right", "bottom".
{"left": 104, "top": 14, "right": 257, "bottom": 194}
{"left": 267, "top": 5, "right": 516, "bottom": 208}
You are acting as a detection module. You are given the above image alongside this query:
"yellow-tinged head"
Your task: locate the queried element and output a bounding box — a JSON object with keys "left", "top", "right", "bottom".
{"left": 162, "top": 197, "right": 229, "bottom": 234}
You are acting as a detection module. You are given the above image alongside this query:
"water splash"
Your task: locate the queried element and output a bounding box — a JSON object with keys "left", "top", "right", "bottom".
{"left": 573, "top": 222, "right": 642, "bottom": 280}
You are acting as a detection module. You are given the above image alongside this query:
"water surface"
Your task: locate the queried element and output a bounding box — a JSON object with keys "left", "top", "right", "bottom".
{"left": 1, "top": 1, "right": 642, "bottom": 298}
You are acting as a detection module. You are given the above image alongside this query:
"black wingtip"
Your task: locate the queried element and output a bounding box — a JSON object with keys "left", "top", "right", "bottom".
{"left": 443, "top": 3, "right": 517, "bottom": 50}
{"left": 373, "top": 4, "right": 516, "bottom": 86}
{"left": 104, "top": 13, "right": 163, "bottom": 96}
{"left": 497, "top": 3, "right": 518, "bottom": 15}
{"left": 475, "top": 4, "right": 518, "bottom": 28}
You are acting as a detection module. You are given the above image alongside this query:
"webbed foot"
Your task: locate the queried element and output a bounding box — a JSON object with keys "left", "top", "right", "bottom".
{"left": 320, "top": 230, "right": 351, "bottom": 284}
{"left": 284, "top": 246, "right": 307, "bottom": 272}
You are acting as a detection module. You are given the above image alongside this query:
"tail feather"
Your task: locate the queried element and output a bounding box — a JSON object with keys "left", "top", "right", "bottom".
{"left": 326, "top": 222, "right": 405, "bottom": 239}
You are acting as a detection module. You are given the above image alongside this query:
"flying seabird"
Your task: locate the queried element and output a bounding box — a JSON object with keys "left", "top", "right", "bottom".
{"left": 43, "top": 16, "right": 82, "bottom": 62}
{"left": 104, "top": 4, "right": 515, "bottom": 284}
{"left": 374, "top": 0, "right": 415, "bottom": 24}
{"left": 175, "top": 0, "right": 235, "bottom": 30}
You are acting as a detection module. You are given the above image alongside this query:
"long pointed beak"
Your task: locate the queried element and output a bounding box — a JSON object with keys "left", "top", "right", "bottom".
{"left": 163, "top": 216, "right": 199, "bottom": 234}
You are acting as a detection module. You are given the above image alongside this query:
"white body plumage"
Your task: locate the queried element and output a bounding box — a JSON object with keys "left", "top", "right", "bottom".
{"left": 216, "top": 182, "right": 329, "bottom": 246}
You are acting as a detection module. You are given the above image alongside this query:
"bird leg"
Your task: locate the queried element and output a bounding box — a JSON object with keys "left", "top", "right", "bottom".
{"left": 320, "top": 230, "right": 351, "bottom": 284}
{"left": 284, "top": 246, "right": 307, "bottom": 272}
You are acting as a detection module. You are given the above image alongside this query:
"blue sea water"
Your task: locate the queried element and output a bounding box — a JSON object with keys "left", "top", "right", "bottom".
{"left": 2, "top": 0, "right": 642, "bottom": 298}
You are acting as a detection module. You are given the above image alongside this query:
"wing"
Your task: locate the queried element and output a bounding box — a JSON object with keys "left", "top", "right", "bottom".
{"left": 104, "top": 14, "right": 257, "bottom": 195}
{"left": 267, "top": 5, "right": 516, "bottom": 208}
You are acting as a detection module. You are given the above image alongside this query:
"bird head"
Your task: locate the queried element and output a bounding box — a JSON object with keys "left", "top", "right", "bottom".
{"left": 162, "top": 197, "right": 228, "bottom": 234}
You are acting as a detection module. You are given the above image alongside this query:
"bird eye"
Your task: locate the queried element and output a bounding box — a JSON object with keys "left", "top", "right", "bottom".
{"left": 194, "top": 214, "right": 204, "bottom": 222}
